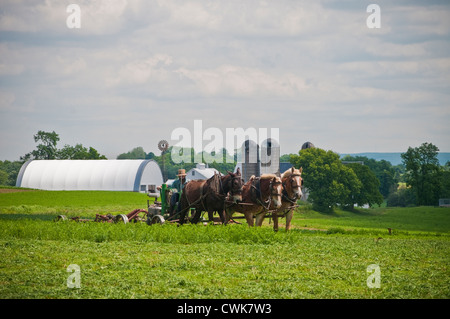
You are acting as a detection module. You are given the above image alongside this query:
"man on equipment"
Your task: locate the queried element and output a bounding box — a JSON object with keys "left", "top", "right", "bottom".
{"left": 169, "top": 169, "right": 187, "bottom": 216}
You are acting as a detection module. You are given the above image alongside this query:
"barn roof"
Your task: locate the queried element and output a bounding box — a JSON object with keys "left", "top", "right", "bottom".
{"left": 301, "top": 141, "right": 315, "bottom": 150}
{"left": 186, "top": 163, "right": 219, "bottom": 181}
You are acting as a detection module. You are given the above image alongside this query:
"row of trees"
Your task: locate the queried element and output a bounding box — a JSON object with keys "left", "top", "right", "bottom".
{"left": 0, "top": 160, "right": 23, "bottom": 186}
{"left": 2, "top": 131, "right": 448, "bottom": 212}
{"left": 0, "top": 131, "right": 106, "bottom": 186}
{"left": 398, "top": 142, "right": 450, "bottom": 206}
{"left": 290, "top": 148, "right": 383, "bottom": 212}
{"left": 117, "top": 146, "right": 236, "bottom": 179}
{"left": 21, "top": 131, "right": 107, "bottom": 161}
{"left": 288, "top": 142, "right": 449, "bottom": 211}
{"left": 118, "top": 145, "right": 395, "bottom": 212}
{"left": 341, "top": 155, "right": 402, "bottom": 198}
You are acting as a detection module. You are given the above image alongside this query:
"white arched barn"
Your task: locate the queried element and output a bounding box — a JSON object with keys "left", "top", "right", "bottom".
{"left": 15, "top": 160, "right": 163, "bottom": 192}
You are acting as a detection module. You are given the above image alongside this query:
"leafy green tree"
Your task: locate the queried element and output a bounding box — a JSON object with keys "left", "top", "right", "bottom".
{"left": 142, "top": 146, "right": 236, "bottom": 180}
{"left": 439, "top": 162, "right": 450, "bottom": 199}
{"left": 345, "top": 163, "right": 384, "bottom": 207}
{"left": 280, "top": 154, "right": 295, "bottom": 162}
{"left": 86, "top": 147, "right": 107, "bottom": 159}
{"left": 341, "top": 155, "right": 397, "bottom": 198}
{"left": 387, "top": 187, "right": 416, "bottom": 207}
{"left": 203, "top": 148, "right": 236, "bottom": 173}
{"left": 57, "top": 144, "right": 88, "bottom": 159}
{"left": 0, "top": 160, "right": 23, "bottom": 186}
{"left": 57, "top": 144, "right": 106, "bottom": 159}
{"left": 145, "top": 152, "right": 155, "bottom": 160}
{"left": 401, "top": 142, "right": 441, "bottom": 206}
{"left": 22, "top": 131, "right": 106, "bottom": 161}
{"left": 117, "top": 147, "right": 147, "bottom": 159}
{"left": 0, "top": 169, "right": 8, "bottom": 185}
{"left": 392, "top": 164, "right": 406, "bottom": 183}
{"left": 290, "top": 148, "right": 361, "bottom": 212}
{"left": 22, "top": 130, "right": 59, "bottom": 160}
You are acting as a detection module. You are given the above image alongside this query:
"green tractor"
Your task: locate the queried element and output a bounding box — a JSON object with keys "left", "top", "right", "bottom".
{"left": 146, "top": 183, "right": 193, "bottom": 225}
{"left": 146, "top": 183, "right": 169, "bottom": 225}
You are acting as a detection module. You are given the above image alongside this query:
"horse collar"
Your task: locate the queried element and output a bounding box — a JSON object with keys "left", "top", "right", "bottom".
{"left": 282, "top": 182, "right": 298, "bottom": 204}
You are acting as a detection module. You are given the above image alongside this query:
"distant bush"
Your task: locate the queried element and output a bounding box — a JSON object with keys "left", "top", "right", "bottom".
{"left": 387, "top": 187, "right": 416, "bottom": 207}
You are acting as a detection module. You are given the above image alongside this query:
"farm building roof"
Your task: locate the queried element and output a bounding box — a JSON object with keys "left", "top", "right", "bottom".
{"left": 301, "top": 141, "right": 315, "bottom": 150}
{"left": 15, "top": 159, "right": 163, "bottom": 192}
{"left": 186, "top": 163, "right": 219, "bottom": 181}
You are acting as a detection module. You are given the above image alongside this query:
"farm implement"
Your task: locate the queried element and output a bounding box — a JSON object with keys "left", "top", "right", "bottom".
{"left": 53, "top": 183, "right": 195, "bottom": 225}
{"left": 146, "top": 183, "right": 198, "bottom": 225}
{"left": 53, "top": 167, "right": 301, "bottom": 231}
{"left": 54, "top": 208, "right": 149, "bottom": 224}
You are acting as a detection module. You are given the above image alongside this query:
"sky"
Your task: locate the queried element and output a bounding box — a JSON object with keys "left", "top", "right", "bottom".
{"left": 1, "top": 0, "right": 449, "bottom": 161}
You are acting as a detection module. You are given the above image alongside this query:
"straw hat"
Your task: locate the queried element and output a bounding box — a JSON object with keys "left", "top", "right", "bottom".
{"left": 177, "top": 169, "right": 186, "bottom": 177}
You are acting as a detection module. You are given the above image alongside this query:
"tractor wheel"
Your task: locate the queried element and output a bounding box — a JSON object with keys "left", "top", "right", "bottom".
{"left": 54, "top": 215, "right": 67, "bottom": 222}
{"left": 114, "top": 214, "right": 129, "bottom": 224}
{"left": 150, "top": 215, "right": 165, "bottom": 225}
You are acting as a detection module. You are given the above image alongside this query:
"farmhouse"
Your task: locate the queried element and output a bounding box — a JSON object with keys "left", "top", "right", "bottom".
{"left": 186, "top": 163, "right": 219, "bottom": 181}
{"left": 15, "top": 159, "right": 163, "bottom": 192}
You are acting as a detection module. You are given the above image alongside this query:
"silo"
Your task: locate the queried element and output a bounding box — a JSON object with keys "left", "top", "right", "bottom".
{"left": 301, "top": 141, "right": 315, "bottom": 150}
{"left": 240, "top": 140, "right": 260, "bottom": 182}
{"left": 260, "top": 138, "right": 280, "bottom": 176}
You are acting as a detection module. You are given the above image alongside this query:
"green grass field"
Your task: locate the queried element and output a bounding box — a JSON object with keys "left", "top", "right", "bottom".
{"left": 0, "top": 189, "right": 449, "bottom": 299}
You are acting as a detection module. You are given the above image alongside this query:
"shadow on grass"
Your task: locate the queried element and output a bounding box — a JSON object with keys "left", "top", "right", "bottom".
{"left": 0, "top": 214, "right": 56, "bottom": 221}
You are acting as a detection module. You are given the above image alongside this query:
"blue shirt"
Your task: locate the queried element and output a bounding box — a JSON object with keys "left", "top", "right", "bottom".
{"left": 171, "top": 178, "right": 186, "bottom": 192}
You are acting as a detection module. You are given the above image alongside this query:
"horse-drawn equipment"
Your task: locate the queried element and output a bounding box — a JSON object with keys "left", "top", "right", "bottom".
{"left": 225, "top": 167, "right": 303, "bottom": 231}
{"left": 54, "top": 166, "right": 303, "bottom": 231}
{"left": 146, "top": 169, "right": 244, "bottom": 225}
{"left": 54, "top": 209, "right": 148, "bottom": 224}
{"left": 145, "top": 182, "right": 187, "bottom": 225}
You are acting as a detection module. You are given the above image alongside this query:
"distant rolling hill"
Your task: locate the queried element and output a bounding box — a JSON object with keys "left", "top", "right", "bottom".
{"left": 339, "top": 152, "right": 450, "bottom": 166}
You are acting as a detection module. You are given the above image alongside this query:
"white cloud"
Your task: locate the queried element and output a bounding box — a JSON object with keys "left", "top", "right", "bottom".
{"left": 175, "top": 64, "right": 307, "bottom": 97}
{"left": 112, "top": 53, "right": 174, "bottom": 85}
{"left": 0, "top": 0, "right": 449, "bottom": 160}
{"left": 390, "top": 5, "right": 450, "bottom": 37}
{"left": 0, "top": 0, "right": 128, "bottom": 35}
{"left": 0, "top": 91, "right": 15, "bottom": 110}
{"left": 365, "top": 41, "right": 428, "bottom": 58}
{"left": 0, "top": 63, "right": 24, "bottom": 76}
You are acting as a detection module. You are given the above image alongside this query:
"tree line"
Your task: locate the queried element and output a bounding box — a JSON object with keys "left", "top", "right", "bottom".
{"left": 0, "top": 130, "right": 106, "bottom": 186}
{"left": 116, "top": 146, "right": 236, "bottom": 180}
{"left": 290, "top": 148, "right": 384, "bottom": 212}
{"left": 397, "top": 142, "right": 450, "bottom": 206}
{"left": 20, "top": 130, "right": 107, "bottom": 161}
{"left": 1, "top": 131, "right": 449, "bottom": 211}
{"left": 289, "top": 142, "right": 450, "bottom": 211}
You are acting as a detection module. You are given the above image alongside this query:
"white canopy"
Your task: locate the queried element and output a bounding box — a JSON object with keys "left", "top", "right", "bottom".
{"left": 16, "top": 160, "right": 163, "bottom": 192}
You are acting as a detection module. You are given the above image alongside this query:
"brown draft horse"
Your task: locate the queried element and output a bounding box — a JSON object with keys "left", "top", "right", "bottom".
{"left": 225, "top": 174, "right": 283, "bottom": 227}
{"left": 271, "top": 167, "right": 303, "bottom": 231}
{"left": 178, "top": 168, "right": 243, "bottom": 225}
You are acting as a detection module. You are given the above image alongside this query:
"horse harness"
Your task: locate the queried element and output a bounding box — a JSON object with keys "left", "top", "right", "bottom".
{"left": 271, "top": 173, "right": 303, "bottom": 218}
{"left": 282, "top": 173, "right": 302, "bottom": 204}
{"left": 185, "top": 172, "right": 242, "bottom": 213}
{"left": 250, "top": 177, "right": 280, "bottom": 211}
